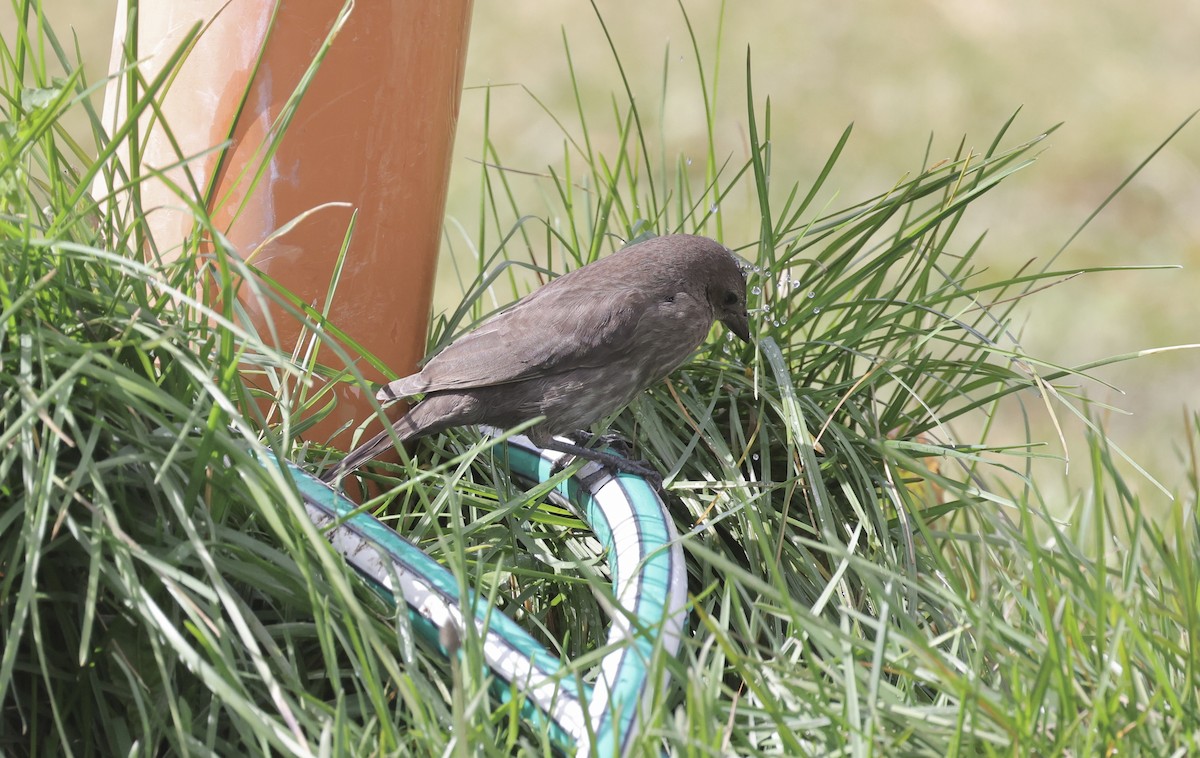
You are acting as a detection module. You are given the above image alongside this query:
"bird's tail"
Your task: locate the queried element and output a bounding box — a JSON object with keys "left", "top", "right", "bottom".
{"left": 319, "top": 395, "right": 467, "bottom": 484}
{"left": 320, "top": 426, "right": 406, "bottom": 483}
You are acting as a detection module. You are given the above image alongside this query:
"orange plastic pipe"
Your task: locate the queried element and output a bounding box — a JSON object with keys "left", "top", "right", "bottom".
{"left": 99, "top": 0, "right": 473, "bottom": 452}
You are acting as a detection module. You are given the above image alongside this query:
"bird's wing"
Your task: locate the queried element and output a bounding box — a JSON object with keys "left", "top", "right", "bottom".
{"left": 395, "top": 283, "right": 652, "bottom": 395}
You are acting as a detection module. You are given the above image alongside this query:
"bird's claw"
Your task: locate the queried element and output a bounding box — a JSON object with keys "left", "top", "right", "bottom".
{"left": 617, "top": 459, "right": 664, "bottom": 492}
{"left": 595, "top": 433, "right": 636, "bottom": 458}
{"left": 566, "top": 430, "right": 635, "bottom": 458}
{"left": 546, "top": 438, "right": 665, "bottom": 493}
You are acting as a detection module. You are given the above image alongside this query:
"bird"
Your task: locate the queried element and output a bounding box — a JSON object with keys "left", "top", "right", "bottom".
{"left": 320, "top": 233, "right": 751, "bottom": 485}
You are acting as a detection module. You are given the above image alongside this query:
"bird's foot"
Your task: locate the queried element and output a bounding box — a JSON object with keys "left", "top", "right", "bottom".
{"left": 565, "top": 430, "right": 636, "bottom": 458}
{"left": 543, "top": 438, "right": 664, "bottom": 493}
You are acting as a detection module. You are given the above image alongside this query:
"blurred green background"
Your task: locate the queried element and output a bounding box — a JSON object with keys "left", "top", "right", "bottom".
{"left": 13, "top": 0, "right": 1200, "bottom": 490}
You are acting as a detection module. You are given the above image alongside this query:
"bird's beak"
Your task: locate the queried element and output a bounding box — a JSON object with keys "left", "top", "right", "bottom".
{"left": 723, "top": 311, "right": 752, "bottom": 343}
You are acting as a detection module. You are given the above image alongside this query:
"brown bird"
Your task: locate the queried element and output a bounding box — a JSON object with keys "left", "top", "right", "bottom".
{"left": 321, "top": 234, "right": 751, "bottom": 484}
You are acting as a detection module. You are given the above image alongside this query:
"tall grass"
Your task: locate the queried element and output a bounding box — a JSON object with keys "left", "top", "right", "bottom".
{"left": 3, "top": 1, "right": 1198, "bottom": 756}
{"left": 1, "top": 4, "right": 466, "bottom": 756}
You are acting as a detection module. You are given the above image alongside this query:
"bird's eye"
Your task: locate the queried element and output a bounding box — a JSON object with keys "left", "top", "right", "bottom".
{"left": 723, "top": 291, "right": 739, "bottom": 306}
{"left": 664, "top": 294, "right": 676, "bottom": 304}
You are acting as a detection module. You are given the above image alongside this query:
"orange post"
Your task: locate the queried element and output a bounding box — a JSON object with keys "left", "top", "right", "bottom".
{"left": 99, "top": 0, "right": 473, "bottom": 451}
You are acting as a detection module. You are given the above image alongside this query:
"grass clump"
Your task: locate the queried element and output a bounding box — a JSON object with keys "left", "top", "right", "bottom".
{"left": 0, "top": 7, "right": 464, "bottom": 755}
{"left": 3, "top": 1, "right": 1199, "bottom": 756}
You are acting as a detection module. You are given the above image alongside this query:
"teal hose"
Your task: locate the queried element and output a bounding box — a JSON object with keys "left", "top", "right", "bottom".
{"left": 266, "top": 433, "right": 687, "bottom": 755}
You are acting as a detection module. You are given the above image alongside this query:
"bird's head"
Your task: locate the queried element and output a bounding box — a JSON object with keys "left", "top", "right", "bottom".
{"left": 625, "top": 233, "right": 753, "bottom": 343}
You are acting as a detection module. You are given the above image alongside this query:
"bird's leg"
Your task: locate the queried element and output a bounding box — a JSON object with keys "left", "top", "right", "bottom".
{"left": 564, "top": 429, "right": 635, "bottom": 458}
{"left": 542, "top": 437, "right": 664, "bottom": 491}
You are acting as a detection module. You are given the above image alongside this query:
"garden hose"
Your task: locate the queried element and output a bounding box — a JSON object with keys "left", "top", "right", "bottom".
{"left": 266, "top": 433, "right": 687, "bottom": 754}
